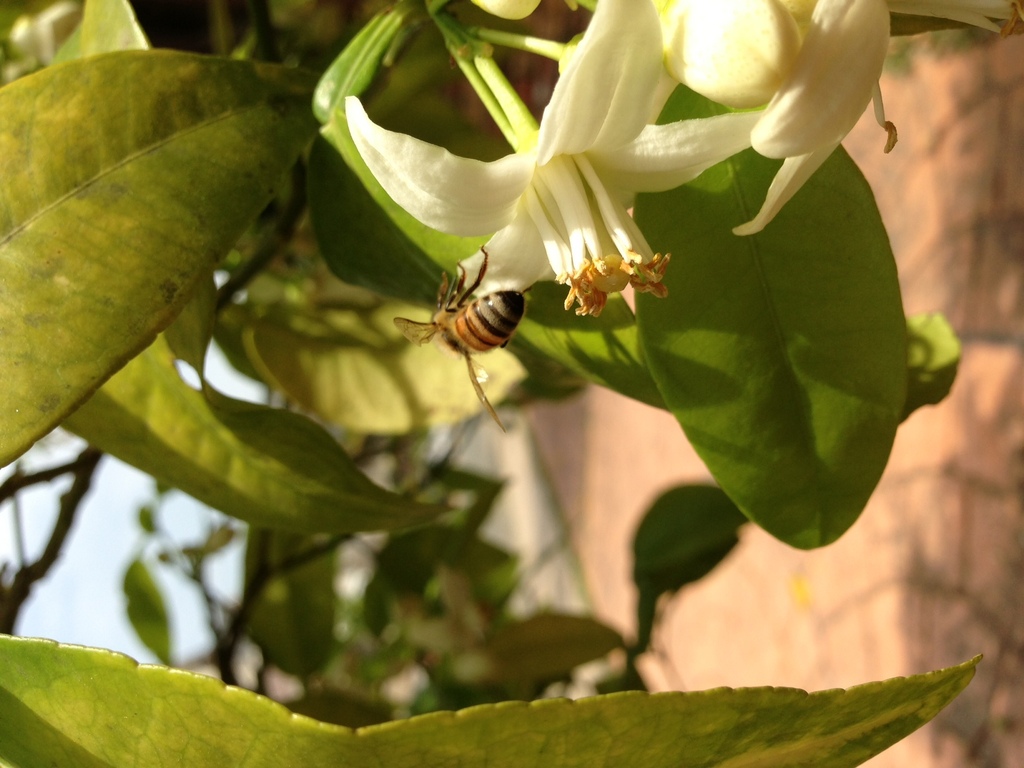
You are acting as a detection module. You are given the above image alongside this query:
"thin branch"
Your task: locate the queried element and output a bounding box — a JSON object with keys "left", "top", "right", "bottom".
{"left": 245, "top": 0, "right": 280, "bottom": 62}
{"left": 214, "top": 532, "right": 347, "bottom": 685}
{"left": 0, "top": 449, "right": 103, "bottom": 505}
{"left": 0, "top": 447, "right": 102, "bottom": 634}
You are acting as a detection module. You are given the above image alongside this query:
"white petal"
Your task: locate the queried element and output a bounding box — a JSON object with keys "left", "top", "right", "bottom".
{"left": 663, "top": 0, "right": 803, "bottom": 110}
{"left": 536, "top": 0, "right": 663, "bottom": 162}
{"left": 588, "top": 111, "right": 762, "bottom": 194}
{"left": 751, "top": 0, "right": 889, "bottom": 159}
{"left": 345, "top": 97, "right": 534, "bottom": 237}
{"left": 460, "top": 201, "right": 554, "bottom": 294}
{"left": 732, "top": 142, "right": 838, "bottom": 235}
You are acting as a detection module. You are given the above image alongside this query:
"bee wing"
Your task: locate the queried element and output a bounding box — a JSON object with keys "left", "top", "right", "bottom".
{"left": 465, "top": 354, "right": 505, "bottom": 432}
{"left": 394, "top": 317, "right": 437, "bottom": 346}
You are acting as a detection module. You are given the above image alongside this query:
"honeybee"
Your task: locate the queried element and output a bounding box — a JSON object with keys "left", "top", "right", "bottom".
{"left": 394, "top": 251, "right": 525, "bottom": 431}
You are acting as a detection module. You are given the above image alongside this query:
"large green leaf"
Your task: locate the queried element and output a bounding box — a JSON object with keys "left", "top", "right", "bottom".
{"left": 0, "top": 50, "right": 317, "bottom": 465}
{"left": 63, "top": 335, "right": 447, "bottom": 534}
{"left": 0, "top": 635, "right": 978, "bottom": 767}
{"left": 635, "top": 96, "right": 906, "bottom": 549}
{"left": 517, "top": 283, "right": 665, "bottom": 408}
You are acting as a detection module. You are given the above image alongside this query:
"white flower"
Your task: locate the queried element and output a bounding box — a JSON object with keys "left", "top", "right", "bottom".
{"left": 346, "top": 0, "right": 760, "bottom": 315}
{"left": 663, "top": 0, "right": 1020, "bottom": 235}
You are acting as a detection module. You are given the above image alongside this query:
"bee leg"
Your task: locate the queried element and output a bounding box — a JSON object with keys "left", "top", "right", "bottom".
{"left": 436, "top": 271, "right": 450, "bottom": 310}
{"left": 465, "top": 354, "right": 505, "bottom": 432}
{"left": 460, "top": 247, "right": 489, "bottom": 303}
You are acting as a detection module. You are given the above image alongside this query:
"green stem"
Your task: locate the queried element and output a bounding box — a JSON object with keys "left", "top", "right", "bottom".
{"left": 471, "top": 27, "right": 566, "bottom": 61}
{"left": 475, "top": 55, "right": 539, "bottom": 147}
{"left": 245, "top": 0, "right": 280, "bottom": 61}
{"left": 432, "top": 11, "right": 538, "bottom": 151}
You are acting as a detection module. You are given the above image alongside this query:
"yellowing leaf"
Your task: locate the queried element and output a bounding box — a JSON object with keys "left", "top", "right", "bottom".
{"left": 0, "top": 50, "right": 317, "bottom": 464}
{"left": 0, "top": 635, "right": 978, "bottom": 768}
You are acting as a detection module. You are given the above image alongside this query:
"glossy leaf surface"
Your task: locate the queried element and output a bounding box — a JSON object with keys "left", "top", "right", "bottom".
{"left": 636, "top": 93, "right": 906, "bottom": 549}
{"left": 0, "top": 635, "right": 977, "bottom": 768}
{"left": 0, "top": 50, "right": 317, "bottom": 464}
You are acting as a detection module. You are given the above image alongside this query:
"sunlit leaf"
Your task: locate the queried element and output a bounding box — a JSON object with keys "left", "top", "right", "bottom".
{"left": 122, "top": 558, "right": 171, "bottom": 665}
{"left": 0, "top": 636, "right": 978, "bottom": 768}
{"left": 903, "top": 312, "right": 960, "bottom": 420}
{"left": 78, "top": 0, "right": 149, "bottom": 55}
{"left": 635, "top": 91, "right": 906, "bottom": 549}
{"left": 0, "top": 50, "right": 317, "bottom": 465}
{"left": 63, "top": 336, "right": 447, "bottom": 534}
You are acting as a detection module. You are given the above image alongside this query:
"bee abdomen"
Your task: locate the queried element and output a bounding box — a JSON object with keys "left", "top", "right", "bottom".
{"left": 457, "top": 291, "right": 525, "bottom": 352}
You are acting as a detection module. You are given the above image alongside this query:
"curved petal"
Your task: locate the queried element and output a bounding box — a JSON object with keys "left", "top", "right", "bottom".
{"left": 345, "top": 97, "right": 534, "bottom": 237}
{"left": 588, "top": 111, "right": 762, "bottom": 194}
{"left": 536, "top": 0, "right": 663, "bottom": 163}
{"left": 751, "top": 0, "right": 889, "bottom": 159}
{"left": 732, "top": 142, "right": 838, "bottom": 235}
{"left": 459, "top": 201, "right": 554, "bottom": 295}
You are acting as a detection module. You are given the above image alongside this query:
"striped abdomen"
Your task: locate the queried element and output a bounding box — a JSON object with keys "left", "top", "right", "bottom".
{"left": 446, "top": 291, "right": 525, "bottom": 353}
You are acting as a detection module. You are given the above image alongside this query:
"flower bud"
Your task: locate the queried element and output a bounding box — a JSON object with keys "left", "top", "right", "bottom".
{"left": 661, "top": 0, "right": 802, "bottom": 109}
{"left": 470, "top": 0, "right": 542, "bottom": 20}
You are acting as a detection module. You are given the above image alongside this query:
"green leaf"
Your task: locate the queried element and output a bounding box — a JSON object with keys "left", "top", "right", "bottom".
{"left": 245, "top": 533, "right": 337, "bottom": 678}
{"left": 477, "top": 614, "right": 623, "bottom": 685}
{"left": 903, "top": 312, "right": 960, "bottom": 420}
{"left": 243, "top": 299, "right": 525, "bottom": 434}
{"left": 310, "top": 125, "right": 475, "bottom": 306}
{"left": 0, "top": 50, "right": 318, "bottom": 465}
{"left": 635, "top": 94, "right": 906, "bottom": 549}
{"left": 63, "top": 335, "right": 448, "bottom": 534}
{"left": 122, "top": 558, "right": 172, "bottom": 665}
{"left": 0, "top": 635, "right": 979, "bottom": 768}
{"left": 517, "top": 283, "right": 665, "bottom": 408}
{"left": 631, "top": 485, "right": 747, "bottom": 652}
{"left": 78, "top": 0, "right": 149, "bottom": 55}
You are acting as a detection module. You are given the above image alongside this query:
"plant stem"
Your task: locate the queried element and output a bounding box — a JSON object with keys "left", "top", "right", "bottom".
{"left": 0, "top": 447, "right": 102, "bottom": 634}
{"left": 245, "top": 0, "right": 280, "bottom": 62}
{"left": 471, "top": 27, "right": 566, "bottom": 61}
{"left": 216, "top": 161, "right": 307, "bottom": 312}
{"left": 432, "top": 11, "right": 538, "bottom": 151}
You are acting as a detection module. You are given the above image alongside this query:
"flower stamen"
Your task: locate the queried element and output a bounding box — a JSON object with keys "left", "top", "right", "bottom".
{"left": 1003, "top": 1, "right": 1023, "bottom": 36}
{"left": 558, "top": 252, "right": 670, "bottom": 317}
